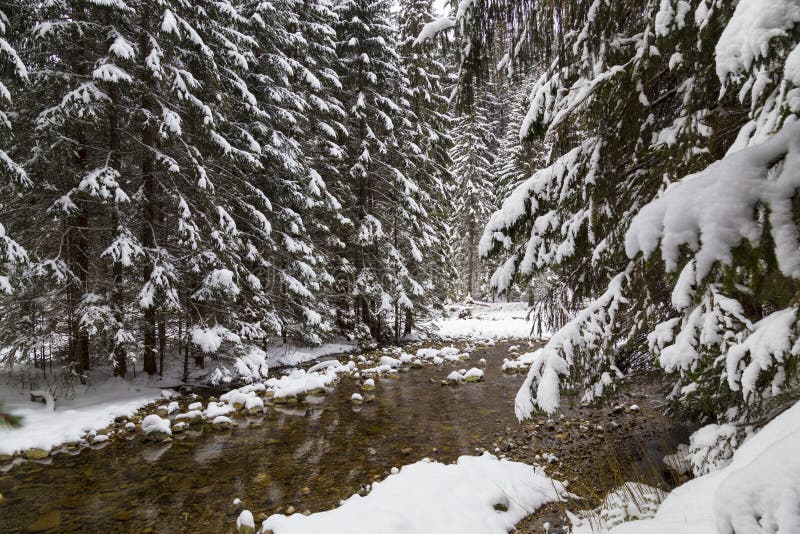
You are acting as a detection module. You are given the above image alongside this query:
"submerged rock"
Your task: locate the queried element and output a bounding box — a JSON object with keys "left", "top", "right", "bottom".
{"left": 26, "top": 509, "right": 61, "bottom": 532}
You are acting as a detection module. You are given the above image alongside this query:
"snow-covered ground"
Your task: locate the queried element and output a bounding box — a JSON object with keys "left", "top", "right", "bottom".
{"left": 433, "top": 301, "right": 536, "bottom": 340}
{"left": 258, "top": 453, "right": 568, "bottom": 534}
{"left": 264, "top": 340, "right": 356, "bottom": 367}
{"left": 0, "top": 377, "right": 170, "bottom": 457}
{"left": 0, "top": 339, "right": 354, "bottom": 458}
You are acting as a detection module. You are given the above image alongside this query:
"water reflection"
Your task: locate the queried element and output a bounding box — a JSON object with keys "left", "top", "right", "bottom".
{"left": 0, "top": 343, "right": 525, "bottom": 533}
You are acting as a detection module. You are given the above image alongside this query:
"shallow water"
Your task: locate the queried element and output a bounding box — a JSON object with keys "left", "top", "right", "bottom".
{"left": 0, "top": 342, "right": 532, "bottom": 533}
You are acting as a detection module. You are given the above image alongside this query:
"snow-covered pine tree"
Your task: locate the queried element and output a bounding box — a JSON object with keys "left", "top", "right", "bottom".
{"left": 140, "top": 0, "right": 285, "bottom": 379}
{"left": 426, "top": 0, "right": 800, "bottom": 436}
{"left": 449, "top": 95, "right": 497, "bottom": 300}
{"left": 237, "top": 0, "right": 345, "bottom": 348}
{"left": 5, "top": 0, "right": 137, "bottom": 376}
{"left": 0, "top": 3, "right": 29, "bottom": 296}
{"left": 398, "top": 0, "right": 458, "bottom": 327}
{"left": 492, "top": 79, "right": 542, "bottom": 205}
{"left": 333, "top": 0, "right": 433, "bottom": 341}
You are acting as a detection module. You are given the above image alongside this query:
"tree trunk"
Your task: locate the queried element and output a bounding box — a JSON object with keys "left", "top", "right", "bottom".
{"left": 140, "top": 5, "right": 158, "bottom": 375}
{"left": 467, "top": 217, "right": 475, "bottom": 298}
{"left": 404, "top": 309, "right": 414, "bottom": 336}
{"left": 70, "top": 142, "right": 90, "bottom": 374}
{"left": 109, "top": 82, "right": 127, "bottom": 377}
{"left": 158, "top": 313, "right": 166, "bottom": 377}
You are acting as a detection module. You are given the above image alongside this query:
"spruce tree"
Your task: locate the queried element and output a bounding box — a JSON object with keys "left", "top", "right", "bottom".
{"left": 332, "top": 0, "right": 433, "bottom": 341}
{"left": 449, "top": 98, "right": 497, "bottom": 299}
{"left": 0, "top": 3, "right": 29, "bottom": 295}
{"left": 398, "top": 0, "right": 457, "bottom": 324}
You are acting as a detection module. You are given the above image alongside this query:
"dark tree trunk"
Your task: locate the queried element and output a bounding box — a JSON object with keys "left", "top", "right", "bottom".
{"left": 109, "top": 81, "right": 127, "bottom": 377}
{"left": 158, "top": 313, "right": 166, "bottom": 376}
{"left": 140, "top": 4, "right": 158, "bottom": 375}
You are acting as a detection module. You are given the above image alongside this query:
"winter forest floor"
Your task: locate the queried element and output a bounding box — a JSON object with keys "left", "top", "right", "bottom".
{"left": 0, "top": 305, "right": 694, "bottom": 534}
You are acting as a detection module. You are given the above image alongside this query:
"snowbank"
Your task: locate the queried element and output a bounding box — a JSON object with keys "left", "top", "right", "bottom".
{"left": 0, "top": 379, "right": 166, "bottom": 456}
{"left": 264, "top": 341, "right": 355, "bottom": 367}
{"left": 606, "top": 399, "right": 800, "bottom": 533}
{"left": 261, "top": 453, "right": 568, "bottom": 534}
{"left": 434, "top": 302, "right": 534, "bottom": 340}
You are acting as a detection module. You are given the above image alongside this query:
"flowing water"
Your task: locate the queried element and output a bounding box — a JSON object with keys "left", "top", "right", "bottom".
{"left": 0, "top": 342, "right": 533, "bottom": 533}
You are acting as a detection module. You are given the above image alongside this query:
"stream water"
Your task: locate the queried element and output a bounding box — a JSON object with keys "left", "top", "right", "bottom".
{"left": 0, "top": 342, "right": 533, "bottom": 533}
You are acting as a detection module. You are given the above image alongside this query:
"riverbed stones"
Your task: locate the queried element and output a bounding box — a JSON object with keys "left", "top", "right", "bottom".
{"left": 26, "top": 509, "right": 60, "bottom": 532}
{"left": 300, "top": 486, "right": 311, "bottom": 495}
{"left": 212, "top": 416, "right": 233, "bottom": 430}
{"left": 113, "top": 510, "right": 133, "bottom": 521}
{"left": 23, "top": 448, "right": 50, "bottom": 461}
{"left": 245, "top": 396, "right": 264, "bottom": 415}
{"left": 142, "top": 414, "right": 172, "bottom": 442}
{"left": 174, "top": 410, "right": 203, "bottom": 427}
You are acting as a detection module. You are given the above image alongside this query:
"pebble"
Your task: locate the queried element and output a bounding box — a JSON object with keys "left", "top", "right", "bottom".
{"left": 26, "top": 510, "right": 61, "bottom": 531}
{"left": 285, "top": 505, "right": 295, "bottom": 515}
{"left": 300, "top": 487, "right": 311, "bottom": 495}
{"left": 113, "top": 510, "right": 133, "bottom": 521}
{"left": 24, "top": 448, "right": 50, "bottom": 460}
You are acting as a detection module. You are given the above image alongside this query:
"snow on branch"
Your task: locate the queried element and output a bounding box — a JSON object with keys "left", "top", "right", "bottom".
{"left": 515, "top": 268, "right": 630, "bottom": 419}
{"left": 625, "top": 120, "right": 800, "bottom": 281}
{"left": 414, "top": 16, "right": 455, "bottom": 46}
{"left": 715, "top": 0, "right": 800, "bottom": 84}
{"left": 480, "top": 138, "right": 602, "bottom": 292}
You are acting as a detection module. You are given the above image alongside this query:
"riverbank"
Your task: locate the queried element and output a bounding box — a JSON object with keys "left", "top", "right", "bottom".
{"left": 0, "top": 339, "right": 691, "bottom": 533}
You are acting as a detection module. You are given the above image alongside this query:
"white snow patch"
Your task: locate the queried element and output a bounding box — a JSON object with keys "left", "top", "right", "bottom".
{"left": 262, "top": 453, "right": 568, "bottom": 534}
{"left": 0, "top": 379, "right": 163, "bottom": 456}
{"left": 605, "top": 399, "right": 800, "bottom": 534}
